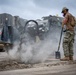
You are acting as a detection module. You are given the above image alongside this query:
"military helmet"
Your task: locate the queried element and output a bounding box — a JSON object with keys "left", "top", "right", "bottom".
{"left": 61, "top": 7, "right": 69, "bottom": 13}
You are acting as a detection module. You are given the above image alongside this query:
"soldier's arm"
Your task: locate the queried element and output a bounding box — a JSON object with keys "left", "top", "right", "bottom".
{"left": 62, "top": 14, "right": 68, "bottom": 28}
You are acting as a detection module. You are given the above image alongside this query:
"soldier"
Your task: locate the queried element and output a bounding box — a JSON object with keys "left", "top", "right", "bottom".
{"left": 61, "top": 7, "right": 75, "bottom": 61}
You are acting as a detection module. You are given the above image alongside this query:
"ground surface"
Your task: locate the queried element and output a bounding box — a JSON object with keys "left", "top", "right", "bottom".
{"left": 0, "top": 52, "right": 76, "bottom": 75}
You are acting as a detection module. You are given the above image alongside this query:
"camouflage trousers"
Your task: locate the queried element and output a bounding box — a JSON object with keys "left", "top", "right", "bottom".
{"left": 63, "top": 30, "right": 75, "bottom": 57}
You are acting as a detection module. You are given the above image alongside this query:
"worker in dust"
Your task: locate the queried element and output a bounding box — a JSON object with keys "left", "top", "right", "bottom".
{"left": 61, "top": 7, "right": 75, "bottom": 61}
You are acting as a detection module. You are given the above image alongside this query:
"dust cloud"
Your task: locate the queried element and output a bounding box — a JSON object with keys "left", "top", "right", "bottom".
{"left": 8, "top": 27, "right": 76, "bottom": 64}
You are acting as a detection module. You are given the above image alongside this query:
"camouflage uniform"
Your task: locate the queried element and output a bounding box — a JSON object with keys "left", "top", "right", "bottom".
{"left": 63, "top": 30, "right": 75, "bottom": 57}
{"left": 62, "top": 11, "right": 75, "bottom": 58}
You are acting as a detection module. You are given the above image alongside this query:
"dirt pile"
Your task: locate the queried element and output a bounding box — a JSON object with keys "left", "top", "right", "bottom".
{"left": 0, "top": 59, "right": 76, "bottom": 71}
{"left": 0, "top": 60, "right": 32, "bottom": 71}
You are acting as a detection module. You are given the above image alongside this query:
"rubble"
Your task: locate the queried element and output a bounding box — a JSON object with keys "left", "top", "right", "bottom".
{"left": 0, "top": 59, "right": 76, "bottom": 71}
{"left": 0, "top": 60, "right": 33, "bottom": 71}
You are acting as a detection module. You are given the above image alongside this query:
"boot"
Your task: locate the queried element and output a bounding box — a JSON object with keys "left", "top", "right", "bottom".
{"left": 69, "top": 56, "right": 73, "bottom": 61}
{"left": 60, "top": 56, "right": 70, "bottom": 61}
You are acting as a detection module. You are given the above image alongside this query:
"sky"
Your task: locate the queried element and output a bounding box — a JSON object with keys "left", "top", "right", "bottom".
{"left": 0, "top": 0, "right": 76, "bottom": 19}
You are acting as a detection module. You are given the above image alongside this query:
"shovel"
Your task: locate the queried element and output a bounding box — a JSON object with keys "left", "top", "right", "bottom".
{"left": 55, "top": 28, "right": 63, "bottom": 59}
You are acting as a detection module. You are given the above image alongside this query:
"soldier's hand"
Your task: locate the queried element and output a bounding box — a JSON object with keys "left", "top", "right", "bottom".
{"left": 62, "top": 23, "right": 64, "bottom": 28}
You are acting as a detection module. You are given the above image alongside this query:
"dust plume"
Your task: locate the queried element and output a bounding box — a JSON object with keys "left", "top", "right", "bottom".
{"left": 8, "top": 27, "right": 76, "bottom": 64}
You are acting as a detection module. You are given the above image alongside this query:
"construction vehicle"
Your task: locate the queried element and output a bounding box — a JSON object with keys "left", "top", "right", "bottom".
{"left": 0, "top": 13, "right": 20, "bottom": 52}
{"left": 0, "top": 13, "right": 63, "bottom": 53}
